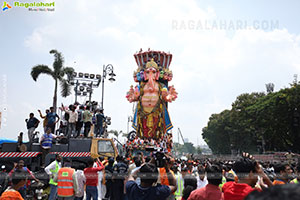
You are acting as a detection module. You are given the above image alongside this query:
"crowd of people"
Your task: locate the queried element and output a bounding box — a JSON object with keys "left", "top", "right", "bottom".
{"left": 23, "top": 103, "right": 107, "bottom": 167}
{"left": 25, "top": 103, "right": 106, "bottom": 141}
{"left": 2, "top": 151, "right": 300, "bottom": 200}
{"left": 1, "top": 103, "right": 299, "bottom": 199}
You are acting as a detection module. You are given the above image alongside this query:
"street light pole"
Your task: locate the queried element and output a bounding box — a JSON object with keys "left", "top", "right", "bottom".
{"left": 88, "top": 81, "right": 93, "bottom": 106}
{"left": 101, "top": 64, "right": 116, "bottom": 110}
{"left": 101, "top": 67, "right": 105, "bottom": 109}
{"left": 127, "top": 116, "right": 133, "bottom": 134}
{"left": 75, "top": 80, "right": 79, "bottom": 103}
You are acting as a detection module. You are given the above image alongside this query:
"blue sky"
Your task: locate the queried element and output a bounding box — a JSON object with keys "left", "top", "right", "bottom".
{"left": 1, "top": 0, "right": 300, "bottom": 146}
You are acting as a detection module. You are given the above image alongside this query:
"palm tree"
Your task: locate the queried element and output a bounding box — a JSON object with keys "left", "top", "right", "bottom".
{"left": 31, "top": 49, "right": 74, "bottom": 112}
{"left": 108, "top": 130, "right": 123, "bottom": 139}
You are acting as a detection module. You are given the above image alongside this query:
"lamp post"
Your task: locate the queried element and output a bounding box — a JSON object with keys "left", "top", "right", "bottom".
{"left": 74, "top": 80, "right": 79, "bottom": 103}
{"left": 101, "top": 64, "right": 116, "bottom": 110}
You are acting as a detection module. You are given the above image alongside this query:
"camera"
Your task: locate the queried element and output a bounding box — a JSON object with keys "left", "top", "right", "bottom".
{"left": 146, "top": 147, "right": 169, "bottom": 168}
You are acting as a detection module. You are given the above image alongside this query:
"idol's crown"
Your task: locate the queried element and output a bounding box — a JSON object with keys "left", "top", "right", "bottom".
{"left": 134, "top": 48, "right": 172, "bottom": 70}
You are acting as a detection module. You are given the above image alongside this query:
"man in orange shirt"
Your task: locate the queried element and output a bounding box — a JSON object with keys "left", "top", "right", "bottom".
{"left": 273, "top": 163, "right": 293, "bottom": 185}
{"left": 159, "top": 156, "right": 177, "bottom": 200}
{"left": 0, "top": 169, "right": 27, "bottom": 200}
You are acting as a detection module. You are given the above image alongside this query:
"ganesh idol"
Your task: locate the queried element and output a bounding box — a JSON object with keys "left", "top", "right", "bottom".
{"left": 126, "top": 49, "right": 178, "bottom": 139}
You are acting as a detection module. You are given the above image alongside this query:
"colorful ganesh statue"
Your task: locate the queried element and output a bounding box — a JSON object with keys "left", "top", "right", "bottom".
{"left": 126, "top": 49, "right": 178, "bottom": 140}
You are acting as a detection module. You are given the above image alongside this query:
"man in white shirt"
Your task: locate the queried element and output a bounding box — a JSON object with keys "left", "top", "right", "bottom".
{"left": 45, "top": 154, "right": 62, "bottom": 200}
{"left": 62, "top": 104, "right": 78, "bottom": 138}
{"left": 196, "top": 165, "right": 208, "bottom": 189}
{"left": 93, "top": 157, "right": 107, "bottom": 200}
{"left": 74, "top": 165, "right": 86, "bottom": 200}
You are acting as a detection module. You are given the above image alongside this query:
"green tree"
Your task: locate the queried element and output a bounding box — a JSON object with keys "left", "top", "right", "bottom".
{"left": 108, "top": 130, "right": 124, "bottom": 139}
{"left": 173, "top": 142, "right": 197, "bottom": 155}
{"left": 203, "top": 82, "right": 300, "bottom": 154}
{"left": 196, "top": 146, "right": 202, "bottom": 154}
{"left": 31, "top": 49, "right": 74, "bottom": 112}
{"left": 202, "top": 110, "right": 232, "bottom": 154}
{"left": 203, "top": 92, "right": 266, "bottom": 154}
{"left": 229, "top": 92, "right": 265, "bottom": 153}
{"left": 183, "top": 142, "right": 196, "bottom": 154}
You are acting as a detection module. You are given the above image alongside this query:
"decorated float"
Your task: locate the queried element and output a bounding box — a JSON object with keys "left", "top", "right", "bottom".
{"left": 126, "top": 49, "right": 178, "bottom": 153}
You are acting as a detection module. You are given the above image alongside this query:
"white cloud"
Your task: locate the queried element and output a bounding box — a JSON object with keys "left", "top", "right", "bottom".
{"left": 24, "top": 26, "right": 55, "bottom": 52}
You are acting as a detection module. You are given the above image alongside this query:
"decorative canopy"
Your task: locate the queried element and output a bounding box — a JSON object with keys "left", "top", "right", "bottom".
{"left": 134, "top": 49, "right": 172, "bottom": 70}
